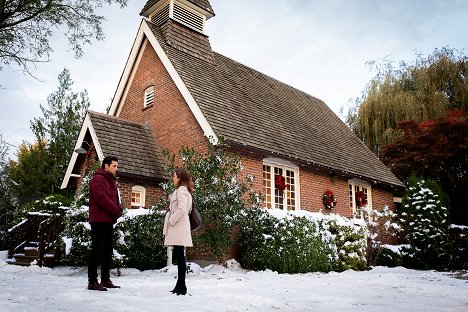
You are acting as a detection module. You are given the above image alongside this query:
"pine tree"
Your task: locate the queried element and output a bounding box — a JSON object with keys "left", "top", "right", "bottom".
{"left": 29, "top": 68, "right": 90, "bottom": 194}
{"left": 399, "top": 178, "right": 452, "bottom": 270}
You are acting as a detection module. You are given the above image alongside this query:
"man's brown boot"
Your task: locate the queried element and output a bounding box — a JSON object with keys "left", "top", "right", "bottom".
{"left": 100, "top": 279, "right": 121, "bottom": 288}
{"left": 88, "top": 281, "right": 107, "bottom": 291}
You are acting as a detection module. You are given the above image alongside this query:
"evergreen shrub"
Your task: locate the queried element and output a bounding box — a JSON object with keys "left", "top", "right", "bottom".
{"left": 374, "top": 245, "right": 404, "bottom": 267}
{"left": 114, "top": 211, "right": 167, "bottom": 270}
{"left": 58, "top": 205, "right": 91, "bottom": 266}
{"left": 449, "top": 225, "right": 468, "bottom": 269}
{"left": 237, "top": 208, "right": 368, "bottom": 273}
{"left": 328, "top": 218, "right": 368, "bottom": 271}
{"left": 399, "top": 178, "right": 452, "bottom": 270}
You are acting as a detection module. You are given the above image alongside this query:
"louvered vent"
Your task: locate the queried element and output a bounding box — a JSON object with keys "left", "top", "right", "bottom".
{"left": 144, "top": 86, "right": 154, "bottom": 107}
{"left": 150, "top": 4, "right": 170, "bottom": 26}
{"left": 173, "top": 3, "right": 204, "bottom": 33}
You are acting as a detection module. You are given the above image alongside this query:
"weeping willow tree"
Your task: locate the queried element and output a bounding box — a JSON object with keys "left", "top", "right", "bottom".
{"left": 346, "top": 47, "right": 467, "bottom": 155}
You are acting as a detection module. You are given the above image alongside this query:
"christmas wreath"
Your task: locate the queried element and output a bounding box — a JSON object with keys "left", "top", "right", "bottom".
{"left": 275, "top": 175, "right": 288, "bottom": 194}
{"left": 322, "top": 189, "right": 337, "bottom": 209}
{"left": 355, "top": 191, "right": 367, "bottom": 208}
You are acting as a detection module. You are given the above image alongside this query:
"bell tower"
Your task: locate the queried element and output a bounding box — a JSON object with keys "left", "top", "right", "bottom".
{"left": 140, "top": 0, "right": 216, "bottom": 63}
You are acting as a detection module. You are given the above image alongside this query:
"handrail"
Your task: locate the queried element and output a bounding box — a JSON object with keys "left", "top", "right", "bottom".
{"left": 7, "top": 213, "right": 50, "bottom": 258}
{"left": 7, "top": 212, "right": 60, "bottom": 266}
{"left": 37, "top": 213, "right": 66, "bottom": 266}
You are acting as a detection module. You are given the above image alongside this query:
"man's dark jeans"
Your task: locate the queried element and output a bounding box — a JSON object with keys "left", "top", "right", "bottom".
{"left": 88, "top": 222, "right": 113, "bottom": 283}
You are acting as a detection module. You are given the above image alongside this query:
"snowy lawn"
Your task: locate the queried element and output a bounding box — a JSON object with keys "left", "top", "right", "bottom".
{"left": 1, "top": 259, "right": 467, "bottom": 312}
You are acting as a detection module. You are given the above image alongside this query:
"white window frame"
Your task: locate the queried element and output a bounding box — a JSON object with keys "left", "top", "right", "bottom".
{"left": 348, "top": 178, "right": 372, "bottom": 218}
{"left": 144, "top": 86, "right": 155, "bottom": 107}
{"left": 262, "top": 158, "right": 300, "bottom": 211}
{"left": 131, "top": 185, "right": 146, "bottom": 208}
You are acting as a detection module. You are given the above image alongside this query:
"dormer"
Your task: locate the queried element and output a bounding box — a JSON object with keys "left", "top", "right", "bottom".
{"left": 140, "top": 0, "right": 215, "bottom": 35}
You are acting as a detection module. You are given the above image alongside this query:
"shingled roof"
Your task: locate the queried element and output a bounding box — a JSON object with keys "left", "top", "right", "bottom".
{"left": 145, "top": 22, "right": 404, "bottom": 188}
{"left": 88, "top": 111, "right": 166, "bottom": 181}
{"left": 140, "top": 0, "right": 215, "bottom": 16}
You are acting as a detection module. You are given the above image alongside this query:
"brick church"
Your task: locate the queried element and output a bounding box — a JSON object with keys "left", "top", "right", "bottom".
{"left": 61, "top": 0, "right": 404, "bottom": 217}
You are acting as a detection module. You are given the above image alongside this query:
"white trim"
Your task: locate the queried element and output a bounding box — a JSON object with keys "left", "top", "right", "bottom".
{"left": 348, "top": 180, "right": 373, "bottom": 218}
{"left": 108, "top": 20, "right": 218, "bottom": 143}
{"left": 131, "top": 185, "right": 146, "bottom": 207}
{"left": 262, "top": 159, "right": 301, "bottom": 211}
{"left": 263, "top": 157, "right": 299, "bottom": 170}
{"left": 60, "top": 113, "right": 104, "bottom": 189}
{"left": 348, "top": 178, "right": 371, "bottom": 187}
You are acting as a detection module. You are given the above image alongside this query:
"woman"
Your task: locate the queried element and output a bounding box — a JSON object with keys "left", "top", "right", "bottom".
{"left": 163, "top": 168, "right": 193, "bottom": 296}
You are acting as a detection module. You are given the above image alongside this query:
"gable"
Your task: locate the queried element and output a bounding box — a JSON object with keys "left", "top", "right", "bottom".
{"left": 108, "top": 19, "right": 403, "bottom": 189}
{"left": 61, "top": 111, "right": 166, "bottom": 189}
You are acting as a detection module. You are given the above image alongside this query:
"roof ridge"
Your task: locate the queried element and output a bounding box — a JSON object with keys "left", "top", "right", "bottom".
{"left": 88, "top": 110, "right": 149, "bottom": 128}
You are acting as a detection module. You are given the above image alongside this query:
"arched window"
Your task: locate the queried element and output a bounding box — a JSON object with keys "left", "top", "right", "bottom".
{"left": 131, "top": 185, "right": 146, "bottom": 208}
{"left": 144, "top": 86, "right": 154, "bottom": 107}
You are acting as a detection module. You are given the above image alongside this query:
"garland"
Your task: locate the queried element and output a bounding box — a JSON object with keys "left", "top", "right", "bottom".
{"left": 322, "top": 189, "right": 337, "bottom": 209}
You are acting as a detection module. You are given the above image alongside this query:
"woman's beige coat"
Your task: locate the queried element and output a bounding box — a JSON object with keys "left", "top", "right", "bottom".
{"left": 163, "top": 186, "right": 193, "bottom": 247}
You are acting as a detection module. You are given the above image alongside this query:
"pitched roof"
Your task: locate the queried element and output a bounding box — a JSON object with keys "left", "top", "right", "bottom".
{"left": 140, "top": 0, "right": 214, "bottom": 16}
{"left": 145, "top": 22, "right": 404, "bottom": 188}
{"left": 88, "top": 111, "right": 166, "bottom": 181}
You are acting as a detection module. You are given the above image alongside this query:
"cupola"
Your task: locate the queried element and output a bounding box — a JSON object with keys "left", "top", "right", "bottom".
{"left": 140, "top": 0, "right": 216, "bottom": 63}
{"left": 141, "top": 0, "right": 214, "bottom": 34}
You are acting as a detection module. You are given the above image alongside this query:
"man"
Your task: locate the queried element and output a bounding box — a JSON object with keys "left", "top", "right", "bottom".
{"left": 87, "top": 156, "right": 123, "bottom": 291}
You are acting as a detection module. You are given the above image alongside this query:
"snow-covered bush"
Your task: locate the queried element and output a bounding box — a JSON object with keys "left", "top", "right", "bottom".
{"left": 374, "top": 244, "right": 404, "bottom": 267}
{"left": 399, "top": 178, "right": 452, "bottom": 270}
{"left": 58, "top": 204, "right": 90, "bottom": 266}
{"left": 114, "top": 210, "right": 167, "bottom": 270}
{"left": 327, "top": 216, "right": 368, "bottom": 271}
{"left": 237, "top": 207, "right": 334, "bottom": 273}
{"left": 449, "top": 224, "right": 468, "bottom": 269}
{"left": 16, "top": 194, "right": 72, "bottom": 221}
{"left": 237, "top": 208, "right": 368, "bottom": 273}
{"left": 363, "top": 205, "right": 402, "bottom": 267}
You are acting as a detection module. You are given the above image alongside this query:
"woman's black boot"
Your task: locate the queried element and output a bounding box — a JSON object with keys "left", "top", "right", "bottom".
{"left": 176, "top": 285, "right": 187, "bottom": 296}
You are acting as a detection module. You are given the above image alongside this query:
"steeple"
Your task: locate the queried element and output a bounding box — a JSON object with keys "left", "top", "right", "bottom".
{"left": 140, "top": 0, "right": 216, "bottom": 63}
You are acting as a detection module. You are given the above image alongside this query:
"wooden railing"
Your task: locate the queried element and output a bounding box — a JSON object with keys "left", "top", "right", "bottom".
{"left": 37, "top": 212, "right": 66, "bottom": 266}
{"left": 7, "top": 213, "right": 50, "bottom": 258}
{"left": 7, "top": 209, "right": 67, "bottom": 266}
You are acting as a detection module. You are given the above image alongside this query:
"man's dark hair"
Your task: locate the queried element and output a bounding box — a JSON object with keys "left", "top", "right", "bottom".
{"left": 102, "top": 156, "right": 118, "bottom": 169}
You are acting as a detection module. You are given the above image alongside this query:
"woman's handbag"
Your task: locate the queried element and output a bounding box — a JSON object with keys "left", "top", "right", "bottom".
{"left": 189, "top": 201, "right": 202, "bottom": 231}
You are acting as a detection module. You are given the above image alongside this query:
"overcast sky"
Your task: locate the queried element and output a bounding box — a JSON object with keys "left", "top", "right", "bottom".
{"left": 1, "top": 0, "right": 467, "bottom": 159}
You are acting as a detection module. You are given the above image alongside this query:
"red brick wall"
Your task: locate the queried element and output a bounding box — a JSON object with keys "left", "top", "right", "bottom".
{"left": 117, "top": 177, "right": 165, "bottom": 209}
{"left": 232, "top": 147, "right": 397, "bottom": 218}
{"left": 118, "top": 39, "right": 208, "bottom": 160}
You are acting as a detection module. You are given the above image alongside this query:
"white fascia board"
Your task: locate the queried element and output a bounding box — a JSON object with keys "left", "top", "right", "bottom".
{"left": 108, "top": 20, "right": 145, "bottom": 116}
{"left": 108, "top": 19, "right": 218, "bottom": 144}
{"left": 60, "top": 113, "right": 104, "bottom": 189}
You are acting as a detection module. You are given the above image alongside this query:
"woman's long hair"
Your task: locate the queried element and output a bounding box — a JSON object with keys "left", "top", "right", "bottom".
{"left": 175, "top": 168, "right": 194, "bottom": 193}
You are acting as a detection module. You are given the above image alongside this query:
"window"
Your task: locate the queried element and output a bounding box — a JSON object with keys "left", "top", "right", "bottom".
{"left": 131, "top": 185, "right": 146, "bottom": 208}
{"left": 262, "top": 158, "right": 299, "bottom": 210}
{"left": 144, "top": 86, "right": 154, "bottom": 107}
{"left": 348, "top": 179, "right": 372, "bottom": 218}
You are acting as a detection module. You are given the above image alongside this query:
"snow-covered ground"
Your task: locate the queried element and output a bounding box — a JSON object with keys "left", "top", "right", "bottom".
{"left": 1, "top": 259, "right": 467, "bottom": 312}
